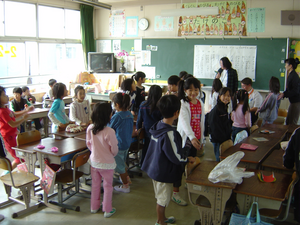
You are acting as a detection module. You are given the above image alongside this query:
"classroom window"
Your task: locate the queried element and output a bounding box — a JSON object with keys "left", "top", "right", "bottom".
{"left": 65, "top": 9, "right": 81, "bottom": 39}
{"left": 0, "top": 1, "right": 4, "bottom": 37}
{"left": 4, "top": 1, "right": 36, "bottom": 37}
{"left": 38, "top": 5, "right": 64, "bottom": 39}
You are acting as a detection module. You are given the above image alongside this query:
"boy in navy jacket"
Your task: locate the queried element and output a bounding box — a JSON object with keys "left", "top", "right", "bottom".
{"left": 283, "top": 127, "right": 300, "bottom": 223}
{"left": 142, "top": 95, "right": 195, "bottom": 225}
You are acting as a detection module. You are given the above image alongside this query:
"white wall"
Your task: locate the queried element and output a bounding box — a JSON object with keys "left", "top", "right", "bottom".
{"left": 95, "top": 0, "right": 300, "bottom": 39}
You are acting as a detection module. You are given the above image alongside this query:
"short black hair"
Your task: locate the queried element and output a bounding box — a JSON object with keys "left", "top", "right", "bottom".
{"left": 132, "top": 71, "right": 146, "bottom": 82}
{"left": 179, "top": 71, "right": 188, "bottom": 79}
{"left": 112, "top": 92, "right": 131, "bottom": 110}
{"left": 74, "top": 85, "right": 84, "bottom": 98}
{"left": 269, "top": 76, "right": 280, "bottom": 94}
{"left": 220, "top": 57, "right": 232, "bottom": 70}
{"left": 13, "top": 87, "right": 22, "bottom": 95}
{"left": 241, "top": 77, "right": 252, "bottom": 86}
{"left": 121, "top": 78, "right": 134, "bottom": 92}
{"left": 167, "top": 75, "right": 180, "bottom": 85}
{"left": 285, "top": 57, "right": 300, "bottom": 70}
{"left": 0, "top": 86, "right": 6, "bottom": 97}
{"left": 49, "top": 79, "right": 57, "bottom": 87}
{"left": 158, "top": 95, "right": 181, "bottom": 119}
{"left": 22, "top": 86, "right": 29, "bottom": 92}
{"left": 53, "top": 83, "right": 66, "bottom": 99}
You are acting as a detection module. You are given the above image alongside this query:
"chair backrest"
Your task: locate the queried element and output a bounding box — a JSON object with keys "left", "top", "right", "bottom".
{"left": 72, "top": 149, "right": 91, "bottom": 169}
{"left": 278, "top": 109, "right": 288, "bottom": 117}
{"left": 0, "top": 157, "right": 11, "bottom": 171}
{"left": 185, "top": 157, "right": 201, "bottom": 178}
{"left": 137, "top": 128, "right": 145, "bottom": 142}
{"left": 219, "top": 139, "right": 233, "bottom": 155}
{"left": 17, "top": 130, "right": 41, "bottom": 146}
{"left": 234, "top": 130, "right": 248, "bottom": 145}
{"left": 250, "top": 125, "right": 259, "bottom": 134}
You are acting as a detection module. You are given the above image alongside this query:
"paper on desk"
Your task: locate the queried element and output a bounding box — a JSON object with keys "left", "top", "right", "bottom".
{"left": 253, "top": 137, "right": 269, "bottom": 142}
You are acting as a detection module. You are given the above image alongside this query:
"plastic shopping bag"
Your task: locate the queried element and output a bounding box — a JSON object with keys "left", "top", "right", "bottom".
{"left": 208, "top": 151, "right": 254, "bottom": 184}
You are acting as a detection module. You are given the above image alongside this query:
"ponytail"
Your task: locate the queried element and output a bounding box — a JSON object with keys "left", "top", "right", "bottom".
{"left": 113, "top": 92, "right": 131, "bottom": 110}
{"left": 233, "top": 89, "right": 249, "bottom": 115}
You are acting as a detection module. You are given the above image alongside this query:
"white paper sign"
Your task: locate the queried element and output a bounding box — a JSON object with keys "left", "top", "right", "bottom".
{"left": 141, "top": 50, "right": 151, "bottom": 65}
{"left": 97, "top": 40, "right": 111, "bottom": 53}
{"left": 193, "top": 45, "right": 257, "bottom": 81}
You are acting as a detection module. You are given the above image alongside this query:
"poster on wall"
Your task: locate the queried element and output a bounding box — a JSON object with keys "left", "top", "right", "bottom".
{"left": 154, "top": 16, "right": 174, "bottom": 31}
{"left": 97, "top": 40, "right": 112, "bottom": 53}
{"left": 247, "top": 8, "right": 265, "bottom": 32}
{"left": 126, "top": 16, "right": 138, "bottom": 37}
{"left": 109, "top": 10, "right": 125, "bottom": 37}
{"left": 178, "top": 1, "right": 247, "bottom": 37}
{"left": 289, "top": 39, "right": 300, "bottom": 73}
{"left": 193, "top": 45, "right": 257, "bottom": 81}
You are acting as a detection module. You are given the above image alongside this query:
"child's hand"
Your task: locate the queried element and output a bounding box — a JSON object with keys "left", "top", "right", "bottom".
{"left": 188, "top": 156, "right": 196, "bottom": 164}
{"left": 25, "top": 105, "right": 34, "bottom": 112}
{"left": 255, "top": 110, "right": 258, "bottom": 115}
{"left": 23, "top": 114, "right": 29, "bottom": 120}
{"left": 131, "top": 111, "right": 135, "bottom": 116}
{"left": 69, "top": 121, "right": 75, "bottom": 124}
{"left": 191, "top": 138, "right": 201, "bottom": 150}
{"left": 59, "top": 123, "right": 67, "bottom": 131}
{"left": 80, "top": 122, "right": 88, "bottom": 127}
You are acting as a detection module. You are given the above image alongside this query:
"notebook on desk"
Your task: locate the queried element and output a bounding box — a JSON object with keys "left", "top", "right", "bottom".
{"left": 240, "top": 143, "right": 258, "bottom": 151}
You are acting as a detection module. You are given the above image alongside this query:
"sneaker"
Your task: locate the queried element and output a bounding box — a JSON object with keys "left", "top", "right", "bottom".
{"left": 91, "top": 204, "right": 102, "bottom": 213}
{"left": 104, "top": 208, "right": 116, "bottom": 218}
{"left": 165, "top": 216, "right": 176, "bottom": 224}
{"left": 114, "top": 185, "right": 130, "bottom": 193}
{"left": 172, "top": 194, "right": 187, "bottom": 206}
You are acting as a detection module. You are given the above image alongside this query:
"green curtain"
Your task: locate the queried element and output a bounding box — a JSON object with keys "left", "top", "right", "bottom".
{"left": 80, "top": 4, "right": 96, "bottom": 70}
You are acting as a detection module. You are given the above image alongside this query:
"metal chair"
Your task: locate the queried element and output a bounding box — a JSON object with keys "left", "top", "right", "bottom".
{"left": 127, "top": 128, "right": 145, "bottom": 177}
{"left": 49, "top": 149, "right": 91, "bottom": 211}
{"left": 0, "top": 157, "right": 43, "bottom": 218}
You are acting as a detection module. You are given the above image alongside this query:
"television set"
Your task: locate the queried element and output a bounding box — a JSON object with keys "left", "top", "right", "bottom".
{"left": 88, "top": 52, "right": 115, "bottom": 73}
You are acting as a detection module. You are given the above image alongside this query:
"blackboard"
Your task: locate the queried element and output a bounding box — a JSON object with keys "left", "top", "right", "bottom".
{"left": 142, "top": 38, "right": 287, "bottom": 91}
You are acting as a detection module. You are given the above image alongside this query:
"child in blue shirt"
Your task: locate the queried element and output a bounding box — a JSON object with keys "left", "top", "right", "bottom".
{"left": 48, "top": 83, "right": 71, "bottom": 133}
{"left": 109, "top": 92, "right": 133, "bottom": 193}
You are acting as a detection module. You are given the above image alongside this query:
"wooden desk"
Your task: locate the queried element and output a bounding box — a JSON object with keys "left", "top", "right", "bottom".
{"left": 29, "top": 138, "right": 87, "bottom": 211}
{"left": 51, "top": 130, "right": 86, "bottom": 139}
{"left": 27, "top": 108, "right": 50, "bottom": 137}
{"left": 220, "top": 124, "right": 288, "bottom": 168}
{"left": 186, "top": 161, "right": 236, "bottom": 225}
{"left": 33, "top": 102, "right": 43, "bottom": 108}
{"left": 261, "top": 148, "right": 295, "bottom": 173}
{"left": 287, "top": 124, "right": 300, "bottom": 135}
{"left": 86, "top": 93, "right": 110, "bottom": 102}
{"left": 74, "top": 133, "right": 86, "bottom": 141}
{"left": 234, "top": 169, "right": 292, "bottom": 214}
{"left": 44, "top": 96, "right": 73, "bottom": 105}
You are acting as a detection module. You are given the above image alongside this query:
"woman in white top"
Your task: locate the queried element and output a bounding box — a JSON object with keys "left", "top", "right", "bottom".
{"left": 70, "top": 85, "right": 92, "bottom": 126}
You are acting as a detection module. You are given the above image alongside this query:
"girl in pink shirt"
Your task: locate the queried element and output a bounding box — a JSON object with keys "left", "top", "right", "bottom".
{"left": 231, "top": 89, "right": 251, "bottom": 142}
{"left": 86, "top": 103, "right": 118, "bottom": 218}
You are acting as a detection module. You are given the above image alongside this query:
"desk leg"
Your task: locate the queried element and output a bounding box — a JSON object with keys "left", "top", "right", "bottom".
{"left": 44, "top": 116, "right": 49, "bottom": 137}
{"left": 36, "top": 152, "right": 66, "bottom": 213}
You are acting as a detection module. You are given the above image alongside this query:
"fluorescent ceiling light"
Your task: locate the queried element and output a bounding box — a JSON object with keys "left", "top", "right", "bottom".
{"left": 161, "top": 7, "right": 218, "bottom": 17}
{"left": 72, "top": 0, "right": 112, "bottom": 10}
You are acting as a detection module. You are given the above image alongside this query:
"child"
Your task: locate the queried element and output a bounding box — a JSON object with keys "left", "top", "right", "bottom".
{"left": 121, "top": 78, "right": 136, "bottom": 115}
{"left": 256, "top": 76, "right": 281, "bottom": 126}
{"left": 70, "top": 85, "right": 91, "bottom": 127}
{"left": 177, "top": 77, "right": 205, "bottom": 158}
{"left": 48, "top": 83, "right": 71, "bottom": 133}
{"left": 209, "top": 78, "right": 223, "bottom": 111}
{"left": 11, "top": 87, "right": 43, "bottom": 132}
{"left": 283, "top": 127, "right": 300, "bottom": 224}
{"left": 86, "top": 103, "right": 118, "bottom": 218}
{"left": 131, "top": 71, "right": 146, "bottom": 115}
{"left": 136, "top": 85, "right": 163, "bottom": 166}
{"left": 165, "top": 75, "right": 180, "bottom": 96}
{"left": 208, "top": 87, "right": 232, "bottom": 161}
{"left": 22, "top": 86, "right": 36, "bottom": 103}
{"left": 141, "top": 95, "right": 195, "bottom": 225}
{"left": 43, "top": 79, "right": 57, "bottom": 108}
{"left": 109, "top": 93, "right": 133, "bottom": 193}
{"left": 179, "top": 71, "right": 188, "bottom": 80}
{"left": 231, "top": 89, "right": 251, "bottom": 142}
{"left": 0, "top": 86, "right": 33, "bottom": 169}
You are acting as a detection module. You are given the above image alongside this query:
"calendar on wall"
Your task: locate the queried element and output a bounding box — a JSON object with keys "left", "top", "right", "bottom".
{"left": 193, "top": 45, "right": 257, "bottom": 81}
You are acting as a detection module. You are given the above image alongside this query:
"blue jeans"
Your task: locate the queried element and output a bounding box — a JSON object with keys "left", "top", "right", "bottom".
{"left": 212, "top": 142, "right": 220, "bottom": 162}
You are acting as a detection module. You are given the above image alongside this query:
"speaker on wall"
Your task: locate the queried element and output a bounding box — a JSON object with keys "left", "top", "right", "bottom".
{"left": 281, "top": 10, "right": 300, "bottom": 25}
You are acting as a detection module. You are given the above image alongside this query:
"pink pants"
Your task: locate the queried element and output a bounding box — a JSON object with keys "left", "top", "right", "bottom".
{"left": 91, "top": 167, "right": 114, "bottom": 213}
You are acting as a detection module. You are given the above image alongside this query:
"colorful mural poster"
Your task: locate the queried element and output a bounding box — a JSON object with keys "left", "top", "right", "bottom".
{"left": 289, "top": 38, "right": 300, "bottom": 73}
{"left": 154, "top": 16, "right": 174, "bottom": 31}
{"left": 109, "top": 10, "right": 126, "bottom": 37}
{"left": 178, "top": 1, "right": 247, "bottom": 37}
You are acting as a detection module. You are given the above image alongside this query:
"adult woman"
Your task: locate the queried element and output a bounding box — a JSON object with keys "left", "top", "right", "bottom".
{"left": 216, "top": 57, "right": 238, "bottom": 94}
{"left": 278, "top": 58, "right": 300, "bottom": 125}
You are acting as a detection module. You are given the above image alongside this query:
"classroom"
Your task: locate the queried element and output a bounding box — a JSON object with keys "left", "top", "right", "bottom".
{"left": 0, "top": 0, "right": 300, "bottom": 225}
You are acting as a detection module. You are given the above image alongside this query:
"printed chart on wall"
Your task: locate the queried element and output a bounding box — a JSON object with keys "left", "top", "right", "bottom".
{"left": 193, "top": 45, "right": 257, "bottom": 81}
{"left": 178, "top": 1, "right": 247, "bottom": 37}
{"left": 109, "top": 10, "right": 125, "bottom": 37}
